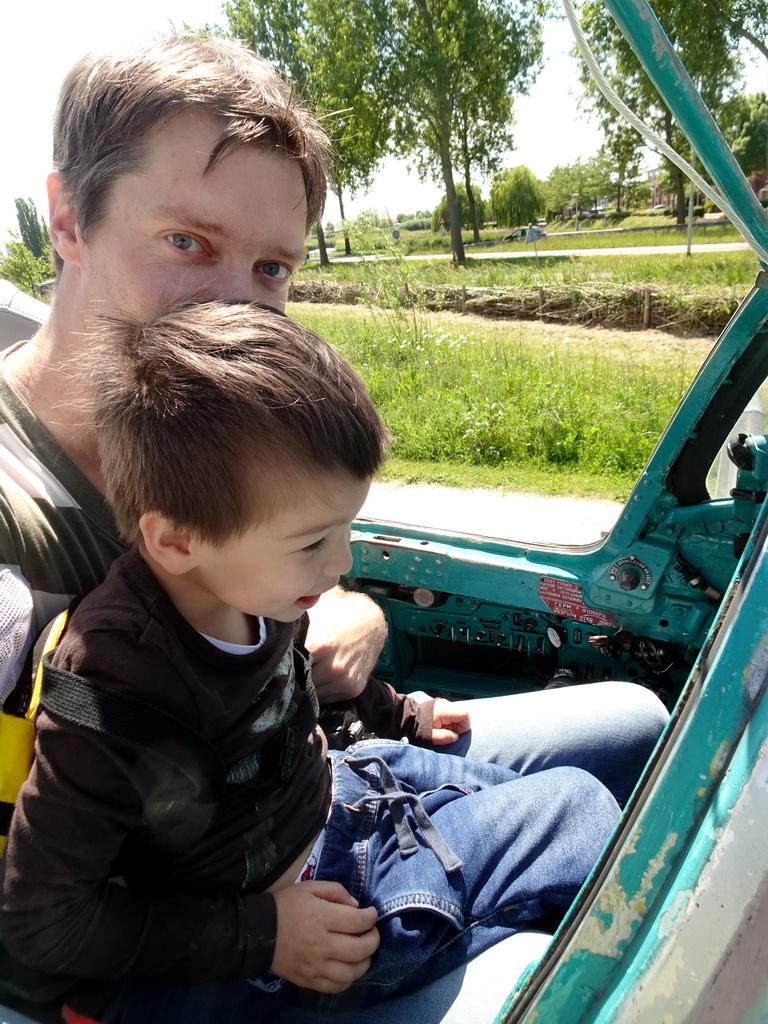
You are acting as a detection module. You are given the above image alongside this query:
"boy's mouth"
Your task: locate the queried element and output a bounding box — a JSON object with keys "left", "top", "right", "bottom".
{"left": 295, "top": 594, "right": 321, "bottom": 610}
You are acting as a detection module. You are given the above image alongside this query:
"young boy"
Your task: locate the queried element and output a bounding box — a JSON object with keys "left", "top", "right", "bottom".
{"left": 0, "top": 301, "right": 620, "bottom": 1022}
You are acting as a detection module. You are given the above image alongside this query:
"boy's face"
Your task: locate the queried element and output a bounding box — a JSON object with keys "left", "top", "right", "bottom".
{"left": 61, "top": 109, "right": 309, "bottom": 319}
{"left": 187, "top": 471, "right": 370, "bottom": 625}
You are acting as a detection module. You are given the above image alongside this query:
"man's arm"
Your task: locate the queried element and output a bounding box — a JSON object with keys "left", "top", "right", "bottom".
{"left": 305, "top": 588, "right": 387, "bottom": 703}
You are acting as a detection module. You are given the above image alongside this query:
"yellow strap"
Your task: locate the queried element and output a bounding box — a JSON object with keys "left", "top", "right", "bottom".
{"left": 0, "top": 608, "right": 71, "bottom": 855}
{"left": 26, "top": 608, "right": 70, "bottom": 723}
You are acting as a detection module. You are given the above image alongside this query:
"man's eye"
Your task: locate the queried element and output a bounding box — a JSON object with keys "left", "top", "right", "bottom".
{"left": 168, "top": 233, "right": 203, "bottom": 252}
{"left": 260, "top": 262, "right": 290, "bottom": 279}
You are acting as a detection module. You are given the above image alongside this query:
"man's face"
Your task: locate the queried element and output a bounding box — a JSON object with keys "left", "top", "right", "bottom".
{"left": 68, "top": 110, "right": 309, "bottom": 318}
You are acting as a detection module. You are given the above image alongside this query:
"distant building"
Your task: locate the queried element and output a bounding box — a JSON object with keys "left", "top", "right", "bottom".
{"left": 646, "top": 167, "right": 677, "bottom": 210}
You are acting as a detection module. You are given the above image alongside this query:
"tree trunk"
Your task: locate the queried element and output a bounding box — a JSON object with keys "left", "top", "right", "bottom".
{"left": 438, "top": 136, "right": 465, "bottom": 262}
{"left": 672, "top": 165, "right": 686, "bottom": 224}
{"left": 337, "top": 188, "right": 352, "bottom": 256}
{"left": 458, "top": 120, "right": 481, "bottom": 244}
{"left": 465, "top": 174, "right": 481, "bottom": 243}
{"left": 315, "top": 222, "right": 330, "bottom": 267}
{"left": 662, "top": 113, "right": 687, "bottom": 225}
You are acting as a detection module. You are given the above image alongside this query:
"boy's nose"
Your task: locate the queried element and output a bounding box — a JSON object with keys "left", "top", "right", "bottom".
{"left": 327, "top": 536, "right": 353, "bottom": 577}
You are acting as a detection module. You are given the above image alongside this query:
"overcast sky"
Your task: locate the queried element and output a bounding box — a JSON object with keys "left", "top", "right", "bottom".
{"left": 1, "top": 2, "right": 764, "bottom": 238}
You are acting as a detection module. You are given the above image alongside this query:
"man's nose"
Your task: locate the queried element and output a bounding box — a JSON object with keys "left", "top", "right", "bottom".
{"left": 209, "top": 265, "right": 254, "bottom": 302}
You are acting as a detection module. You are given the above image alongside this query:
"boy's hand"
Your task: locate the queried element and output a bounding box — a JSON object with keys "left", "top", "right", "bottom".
{"left": 431, "top": 698, "right": 471, "bottom": 745}
{"left": 306, "top": 589, "right": 387, "bottom": 702}
{"left": 271, "top": 881, "right": 380, "bottom": 993}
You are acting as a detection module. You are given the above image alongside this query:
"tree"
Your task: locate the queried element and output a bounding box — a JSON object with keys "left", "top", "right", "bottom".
{"left": 579, "top": 0, "right": 741, "bottom": 223}
{"left": 14, "top": 198, "right": 50, "bottom": 261}
{"left": 374, "top": 0, "right": 547, "bottom": 262}
{"left": 720, "top": 92, "right": 768, "bottom": 176}
{"left": 454, "top": 96, "right": 516, "bottom": 242}
{"left": 489, "top": 166, "right": 543, "bottom": 227}
{"left": 1, "top": 234, "right": 51, "bottom": 296}
{"left": 431, "top": 183, "right": 487, "bottom": 231}
{"left": 599, "top": 122, "right": 642, "bottom": 211}
{"left": 543, "top": 159, "right": 605, "bottom": 218}
{"left": 697, "top": 0, "right": 768, "bottom": 64}
{"left": 224, "top": 0, "right": 391, "bottom": 256}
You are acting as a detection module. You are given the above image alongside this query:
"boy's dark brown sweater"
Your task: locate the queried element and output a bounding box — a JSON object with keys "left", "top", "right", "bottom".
{"left": 0, "top": 548, "right": 434, "bottom": 985}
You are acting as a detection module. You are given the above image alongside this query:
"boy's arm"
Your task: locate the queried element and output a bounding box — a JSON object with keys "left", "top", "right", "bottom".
{"left": 350, "top": 683, "right": 471, "bottom": 748}
{"left": 2, "top": 714, "right": 277, "bottom": 983}
{"left": 351, "top": 677, "right": 437, "bottom": 746}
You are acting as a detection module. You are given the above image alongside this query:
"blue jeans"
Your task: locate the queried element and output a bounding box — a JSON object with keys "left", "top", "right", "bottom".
{"left": 307, "top": 741, "right": 618, "bottom": 1011}
{"left": 102, "top": 741, "right": 619, "bottom": 1021}
{"left": 430, "top": 681, "right": 669, "bottom": 806}
{"left": 98, "top": 932, "right": 552, "bottom": 1024}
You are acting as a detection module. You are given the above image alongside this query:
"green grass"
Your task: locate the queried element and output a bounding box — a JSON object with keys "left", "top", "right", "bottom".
{"left": 297, "top": 249, "right": 759, "bottom": 292}
{"left": 312, "top": 218, "right": 745, "bottom": 260}
{"left": 509, "top": 223, "right": 742, "bottom": 252}
{"left": 293, "top": 305, "right": 699, "bottom": 500}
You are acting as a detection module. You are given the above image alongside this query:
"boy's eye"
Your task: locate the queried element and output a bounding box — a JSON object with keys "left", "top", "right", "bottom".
{"left": 302, "top": 537, "right": 326, "bottom": 554}
{"left": 260, "top": 261, "right": 290, "bottom": 279}
{"left": 168, "top": 233, "right": 203, "bottom": 252}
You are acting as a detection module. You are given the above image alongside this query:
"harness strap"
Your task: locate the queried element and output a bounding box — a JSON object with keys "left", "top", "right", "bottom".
{"left": 41, "top": 657, "right": 227, "bottom": 800}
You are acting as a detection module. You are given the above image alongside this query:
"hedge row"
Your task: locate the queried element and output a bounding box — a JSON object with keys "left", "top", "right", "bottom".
{"left": 289, "top": 279, "right": 742, "bottom": 336}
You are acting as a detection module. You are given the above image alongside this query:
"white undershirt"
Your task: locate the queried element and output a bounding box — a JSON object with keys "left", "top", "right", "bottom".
{"left": 199, "top": 617, "right": 266, "bottom": 655}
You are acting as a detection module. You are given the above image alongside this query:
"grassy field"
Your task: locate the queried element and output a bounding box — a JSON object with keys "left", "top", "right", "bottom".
{"left": 297, "top": 249, "right": 759, "bottom": 292}
{"left": 312, "top": 217, "right": 745, "bottom": 259}
{"left": 291, "top": 303, "right": 713, "bottom": 501}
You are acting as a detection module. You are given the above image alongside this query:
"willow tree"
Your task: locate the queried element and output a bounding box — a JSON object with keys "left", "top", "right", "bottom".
{"left": 490, "top": 166, "right": 544, "bottom": 227}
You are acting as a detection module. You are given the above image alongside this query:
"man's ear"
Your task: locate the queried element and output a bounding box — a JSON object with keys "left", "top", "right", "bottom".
{"left": 139, "top": 511, "right": 197, "bottom": 576}
{"left": 47, "top": 171, "right": 82, "bottom": 267}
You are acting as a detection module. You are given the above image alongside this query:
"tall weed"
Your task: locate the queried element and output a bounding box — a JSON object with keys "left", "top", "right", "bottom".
{"left": 295, "top": 308, "right": 692, "bottom": 483}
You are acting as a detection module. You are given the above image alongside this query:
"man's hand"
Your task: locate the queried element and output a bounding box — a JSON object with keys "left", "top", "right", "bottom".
{"left": 431, "top": 698, "right": 471, "bottom": 746}
{"left": 271, "top": 881, "right": 380, "bottom": 993}
{"left": 306, "top": 589, "right": 387, "bottom": 703}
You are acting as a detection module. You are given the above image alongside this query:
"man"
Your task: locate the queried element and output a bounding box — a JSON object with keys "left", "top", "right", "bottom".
{"left": 0, "top": 33, "right": 667, "bottom": 1023}
{"left": 0, "top": 35, "right": 385, "bottom": 705}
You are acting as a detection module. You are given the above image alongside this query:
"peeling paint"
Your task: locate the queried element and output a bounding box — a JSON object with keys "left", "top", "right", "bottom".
{"left": 626, "top": 943, "right": 690, "bottom": 1014}
{"left": 744, "top": 633, "right": 768, "bottom": 700}
{"left": 659, "top": 889, "right": 693, "bottom": 939}
{"left": 571, "top": 833, "right": 678, "bottom": 958}
{"left": 709, "top": 741, "right": 731, "bottom": 779}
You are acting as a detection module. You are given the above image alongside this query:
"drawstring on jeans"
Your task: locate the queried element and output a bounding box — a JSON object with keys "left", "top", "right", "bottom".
{"left": 344, "top": 754, "right": 464, "bottom": 873}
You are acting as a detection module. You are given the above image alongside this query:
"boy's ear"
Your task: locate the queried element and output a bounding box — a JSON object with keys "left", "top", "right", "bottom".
{"left": 47, "top": 171, "right": 82, "bottom": 267}
{"left": 139, "top": 512, "right": 197, "bottom": 575}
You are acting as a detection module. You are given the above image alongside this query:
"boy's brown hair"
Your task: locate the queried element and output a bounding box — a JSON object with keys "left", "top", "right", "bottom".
{"left": 93, "top": 301, "right": 390, "bottom": 544}
{"left": 53, "top": 36, "right": 330, "bottom": 261}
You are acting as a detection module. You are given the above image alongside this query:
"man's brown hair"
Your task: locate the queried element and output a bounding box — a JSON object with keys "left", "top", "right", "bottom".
{"left": 53, "top": 35, "right": 330, "bottom": 258}
{"left": 92, "top": 301, "right": 389, "bottom": 544}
